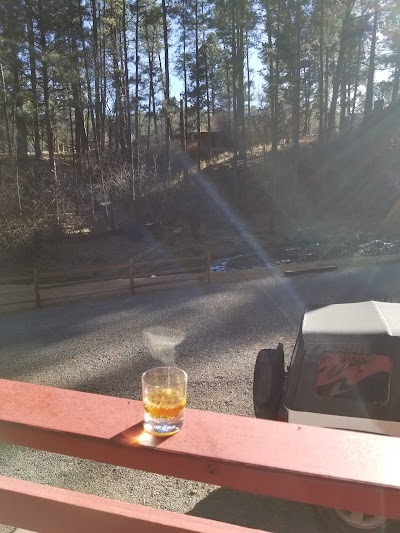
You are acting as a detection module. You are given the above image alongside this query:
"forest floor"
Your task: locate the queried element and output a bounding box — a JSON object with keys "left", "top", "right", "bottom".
{"left": 2, "top": 214, "right": 400, "bottom": 280}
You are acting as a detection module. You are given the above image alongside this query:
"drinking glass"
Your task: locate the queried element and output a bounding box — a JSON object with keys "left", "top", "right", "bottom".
{"left": 142, "top": 367, "right": 187, "bottom": 436}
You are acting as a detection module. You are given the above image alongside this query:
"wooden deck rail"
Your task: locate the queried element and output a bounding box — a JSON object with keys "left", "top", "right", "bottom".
{"left": 1, "top": 379, "right": 400, "bottom": 532}
{"left": 0, "top": 476, "right": 260, "bottom": 533}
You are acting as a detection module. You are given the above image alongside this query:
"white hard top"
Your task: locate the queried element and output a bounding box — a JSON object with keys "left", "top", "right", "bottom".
{"left": 303, "top": 301, "right": 400, "bottom": 337}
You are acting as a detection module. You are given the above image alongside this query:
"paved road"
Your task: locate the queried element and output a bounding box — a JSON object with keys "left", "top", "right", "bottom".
{"left": 1, "top": 263, "right": 400, "bottom": 532}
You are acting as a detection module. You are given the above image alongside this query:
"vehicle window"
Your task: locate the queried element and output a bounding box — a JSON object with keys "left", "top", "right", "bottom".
{"left": 315, "top": 353, "right": 392, "bottom": 404}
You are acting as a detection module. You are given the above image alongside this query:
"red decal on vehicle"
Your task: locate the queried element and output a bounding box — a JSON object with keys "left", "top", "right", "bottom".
{"left": 316, "top": 353, "right": 392, "bottom": 388}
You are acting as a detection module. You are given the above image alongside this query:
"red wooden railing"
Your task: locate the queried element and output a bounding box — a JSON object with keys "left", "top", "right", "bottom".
{"left": 0, "top": 378, "right": 400, "bottom": 532}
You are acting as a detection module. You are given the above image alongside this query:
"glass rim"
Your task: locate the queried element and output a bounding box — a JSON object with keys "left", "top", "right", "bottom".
{"left": 142, "top": 366, "right": 187, "bottom": 381}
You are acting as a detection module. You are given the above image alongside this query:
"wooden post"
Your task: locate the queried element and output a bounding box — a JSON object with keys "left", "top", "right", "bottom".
{"left": 33, "top": 268, "right": 41, "bottom": 308}
{"left": 129, "top": 260, "right": 135, "bottom": 295}
{"left": 207, "top": 252, "right": 211, "bottom": 284}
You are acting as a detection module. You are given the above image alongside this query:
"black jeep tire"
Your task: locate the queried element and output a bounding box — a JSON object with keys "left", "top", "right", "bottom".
{"left": 317, "top": 506, "right": 387, "bottom": 533}
{"left": 253, "top": 345, "right": 285, "bottom": 420}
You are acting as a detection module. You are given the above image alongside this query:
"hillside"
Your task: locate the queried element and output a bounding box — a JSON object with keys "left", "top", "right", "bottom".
{"left": 1, "top": 103, "right": 400, "bottom": 278}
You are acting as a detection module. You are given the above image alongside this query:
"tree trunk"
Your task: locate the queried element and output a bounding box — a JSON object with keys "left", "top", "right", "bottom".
{"left": 37, "top": 0, "right": 54, "bottom": 170}
{"left": 109, "top": 121, "right": 113, "bottom": 163}
{"left": 122, "top": 0, "right": 133, "bottom": 198}
{"left": 183, "top": 2, "right": 188, "bottom": 155}
{"left": 0, "top": 64, "right": 12, "bottom": 156}
{"left": 146, "top": 81, "right": 151, "bottom": 158}
{"left": 4, "top": 0, "right": 27, "bottom": 161}
{"left": 13, "top": 65, "right": 28, "bottom": 161}
{"left": 162, "top": 0, "right": 171, "bottom": 184}
{"left": 347, "top": 79, "right": 351, "bottom": 117}
{"left": 179, "top": 98, "right": 185, "bottom": 149}
{"left": 293, "top": 0, "right": 301, "bottom": 151}
{"left": 195, "top": 0, "right": 201, "bottom": 170}
{"left": 26, "top": 0, "right": 41, "bottom": 159}
{"left": 237, "top": 18, "right": 247, "bottom": 168}
{"left": 210, "top": 61, "right": 216, "bottom": 114}
{"left": 351, "top": 75, "right": 359, "bottom": 124}
{"left": 91, "top": 0, "right": 102, "bottom": 155}
{"left": 145, "top": 24, "right": 152, "bottom": 157}
{"left": 324, "top": 46, "right": 329, "bottom": 132}
{"left": 78, "top": 0, "right": 99, "bottom": 161}
{"left": 265, "top": 5, "right": 276, "bottom": 152}
{"left": 152, "top": 79, "right": 158, "bottom": 146}
{"left": 73, "top": 89, "right": 81, "bottom": 156}
{"left": 134, "top": 0, "right": 140, "bottom": 187}
{"left": 123, "top": 0, "right": 132, "bottom": 160}
{"left": 203, "top": 33, "right": 212, "bottom": 158}
{"left": 151, "top": 48, "right": 158, "bottom": 145}
{"left": 339, "top": 68, "right": 347, "bottom": 131}
{"left": 318, "top": 0, "right": 324, "bottom": 141}
{"left": 70, "top": 33, "right": 87, "bottom": 158}
{"left": 327, "top": 0, "right": 354, "bottom": 138}
{"left": 112, "top": 24, "right": 125, "bottom": 156}
{"left": 364, "top": 4, "right": 379, "bottom": 120}
{"left": 145, "top": 21, "right": 158, "bottom": 153}
{"left": 180, "top": 98, "right": 186, "bottom": 170}
{"left": 392, "top": 57, "right": 400, "bottom": 103}
{"left": 231, "top": 1, "right": 239, "bottom": 198}
{"left": 225, "top": 54, "right": 232, "bottom": 137}
{"left": 266, "top": 0, "right": 281, "bottom": 153}
{"left": 274, "top": 4, "right": 281, "bottom": 150}
{"left": 246, "top": 30, "right": 251, "bottom": 116}
{"left": 69, "top": 103, "right": 76, "bottom": 179}
{"left": 303, "top": 68, "right": 311, "bottom": 137}
{"left": 100, "top": 0, "right": 107, "bottom": 151}
{"left": 182, "top": 0, "right": 188, "bottom": 158}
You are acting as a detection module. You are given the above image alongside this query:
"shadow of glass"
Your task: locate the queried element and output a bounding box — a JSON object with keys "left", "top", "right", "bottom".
{"left": 187, "top": 487, "right": 325, "bottom": 532}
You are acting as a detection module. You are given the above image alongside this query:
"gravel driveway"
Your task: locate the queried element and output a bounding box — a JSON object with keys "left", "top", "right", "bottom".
{"left": 1, "top": 263, "right": 400, "bottom": 532}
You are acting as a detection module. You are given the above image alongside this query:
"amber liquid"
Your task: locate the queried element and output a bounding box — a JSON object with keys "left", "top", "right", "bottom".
{"left": 144, "top": 387, "right": 186, "bottom": 420}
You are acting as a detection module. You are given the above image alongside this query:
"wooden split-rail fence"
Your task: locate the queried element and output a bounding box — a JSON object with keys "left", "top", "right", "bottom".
{"left": 0, "top": 253, "right": 211, "bottom": 308}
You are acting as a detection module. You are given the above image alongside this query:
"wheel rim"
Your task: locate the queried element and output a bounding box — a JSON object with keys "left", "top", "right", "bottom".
{"left": 335, "top": 509, "right": 385, "bottom": 529}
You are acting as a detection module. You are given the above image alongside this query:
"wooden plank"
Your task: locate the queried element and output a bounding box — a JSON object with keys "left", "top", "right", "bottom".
{"left": 0, "top": 275, "right": 32, "bottom": 283}
{"left": 284, "top": 265, "right": 337, "bottom": 276}
{"left": 376, "top": 256, "right": 400, "bottom": 265}
{"left": 0, "top": 299, "right": 34, "bottom": 307}
{"left": 1, "top": 379, "right": 400, "bottom": 520}
{"left": 40, "top": 261, "right": 204, "bottom": 280}
{"left": 40, "top": 263, "right": 128, "bottom": 278}
{"left": 136, "top": 256, "right": 205, "bottom": 269}
{"left": 0, "top": 476, "right": 260, "bottom": 533}
{"left": 135, "top": 277, "right": 207, "bottom": 292}
{"left": 135, "top": 274, "right": 206, "bottom": 288}
{"left": 0, "top": 286, "right": 33, "bottom": 295}
{"left": 41, "top": 284, "right": 129, "bottom": 302}
{"left": 135, "top": 267, "right": 205, "bottom": 278}
{"left": 40, "top": 275, "right": 129, "bottom": 290}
